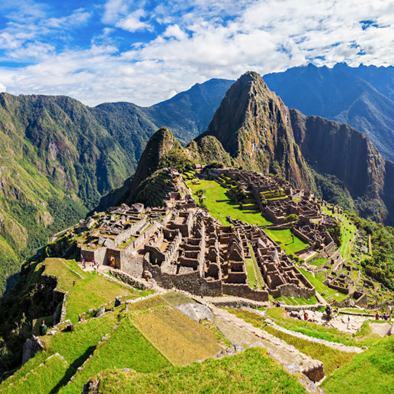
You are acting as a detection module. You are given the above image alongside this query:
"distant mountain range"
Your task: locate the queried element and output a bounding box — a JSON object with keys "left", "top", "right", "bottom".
{"left": 264, "top": 63, "right": 394, "bottom": 162}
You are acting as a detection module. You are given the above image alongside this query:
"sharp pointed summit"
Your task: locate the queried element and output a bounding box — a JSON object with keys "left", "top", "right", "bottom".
{"left": 197, "top": 71, "right": 313, "bottom": 189}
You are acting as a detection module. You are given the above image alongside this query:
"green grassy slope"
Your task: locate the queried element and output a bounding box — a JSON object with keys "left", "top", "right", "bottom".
{"left": 59, "top": 317, "right": 170, "bottom": 394}
{"left": 322, "top": 336, "right": 394, "bottom": 394}
{"left": 94, "top": 347, "right": 307, "bottom": 394}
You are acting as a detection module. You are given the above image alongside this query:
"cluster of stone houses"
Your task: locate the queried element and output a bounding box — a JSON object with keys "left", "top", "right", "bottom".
{"left": 227, "top": 217, "right": 315, "bottom": 299}
{"left": 77, "top": 194, "right": 321, "bottom": 302}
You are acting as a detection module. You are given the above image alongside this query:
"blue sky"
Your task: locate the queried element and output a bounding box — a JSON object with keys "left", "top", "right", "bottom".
{"left": 0, "top": 0, "right": 393, "bottom": 106}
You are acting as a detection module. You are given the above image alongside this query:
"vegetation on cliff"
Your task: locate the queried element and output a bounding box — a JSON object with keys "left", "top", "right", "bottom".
{"left": 197, "top": 72, "right": 312, "bottom": 189}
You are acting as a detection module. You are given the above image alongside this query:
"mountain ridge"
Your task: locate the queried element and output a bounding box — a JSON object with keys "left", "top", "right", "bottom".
{"left": 264, "top": 63, "right": 394, "bottom": 161}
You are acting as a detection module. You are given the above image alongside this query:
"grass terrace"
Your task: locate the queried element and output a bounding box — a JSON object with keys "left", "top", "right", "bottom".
{"left": 0, "top": 313, "right": 119, "bottom": 394}
{"left": 298, "top": 267, "right": 348, "bottom": 303}
{"left": 43, "top": 258, "right": 152, "bottom": 324}
{"left": 265, "top": 228, "right": 310, "bottom": 257}
{"left": 265, "top": 308, "right": 381, "bottom": 348}
{"left": 59, "top": 317, "right": 170, "bottom": 394}
{"left": 322, "top": 336, "right": 394, "bottom": 394}
{"left": 307, "top": 257, "right": 328, "bottom": 267}
{"left": 274, "top": 295, "right": 319, "bottom": 305}
{"left": 93, "top": 347, "right": 307, "bottom": 394}
{"left": 226, "top": 308, "right": 356, "bottom": 375}
{"left": 0, "top": 354, "right": 69, "bottom": 394}
{"left": 131, "top": 306, "right": 223, "bottom": 365}
{"left": 65, "top": 272, "right": 149, "bottom": 324}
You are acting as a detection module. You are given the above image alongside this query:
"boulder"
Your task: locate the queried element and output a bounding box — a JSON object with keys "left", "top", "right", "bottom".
{"left": 103, "top": 239, "right": 115, "bottom": 248}
{"left": 95, "top": 307, "right": 106, "bottom": 318}
{"left": 175, "top": 302, "right": 213, "bottom": 323}
{"left": 22, "top": 337, "right": 43, "bottom": 365}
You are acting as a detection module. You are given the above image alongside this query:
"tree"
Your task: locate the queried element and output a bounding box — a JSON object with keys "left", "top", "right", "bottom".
{"left": 284, "top": 214, "right": 299, "bottom": 223}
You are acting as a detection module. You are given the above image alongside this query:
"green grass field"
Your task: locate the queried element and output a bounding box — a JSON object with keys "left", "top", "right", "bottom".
{"left": 43, "top": 258, "right": 152, "bottom": 323}
{"left": 274, "top": 295, "right": 319, "bottom": 305}
{"left": 265, "top": 228, "right": 310, "bottom": 256}
{"left": 66, "top": 273, "right": 138, "bottom": 323}
{"left": 298, "top": 267, "right": 348, "bottom": 302}
{"left": 94, "top": 347, "right": 307, "bottom": 394}
{"left": 187, "top": 180, "right": 272, "bottom": 226}
{"left": 245, "top": 257, "right": 258, "bottom": 289}
{"left": 308, "top": 258, "right": 328, "bottom": 267}
{"left": 322, "top": 336, "right": 394, "bottom": 394}
{"left": 59, "top": 316, "right": 170, "bottom": 394}
{"left": 132, "top": 306, "right": 223, "bottom": 365}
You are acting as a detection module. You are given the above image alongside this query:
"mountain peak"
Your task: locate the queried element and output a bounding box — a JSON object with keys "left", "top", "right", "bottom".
{"left": 199, "top": 71, "right": 312, "bottom": 188}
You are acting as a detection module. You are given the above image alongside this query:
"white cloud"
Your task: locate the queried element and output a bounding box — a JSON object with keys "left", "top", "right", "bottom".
{"left": 0, "top": 83, "right": 6, "bottom": 92}
{"left": 163, "top": 25, "right": 187, "bottom": 40}
{"left": 115, "top": 9, "right": 152, "bottom": 32}
{"left": 46, "top": 9, "right": 91, "bottom": 29}
{"left": 102, "top": 0, "right": 130, "bottom": 24}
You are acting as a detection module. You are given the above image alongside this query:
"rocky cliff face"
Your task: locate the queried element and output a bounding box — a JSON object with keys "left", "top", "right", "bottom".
{"left": 264, "top": 63, "right": 394, "bottom": 162}
{"left": 198, "top": 72, "right": 312, "bottom": 189}
{"left": 290, "top": 109, "right": 390, "bottom": 222}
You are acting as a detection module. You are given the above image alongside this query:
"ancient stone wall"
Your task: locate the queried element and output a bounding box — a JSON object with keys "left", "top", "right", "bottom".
{"left": 222, "top": 283, "right": 269, "bottom": 301}
{"left": 324, "top": 279, "right": 349, "bottom": 294}
{"left": 142, "top": 254, "right": 222, "bottom": 296}
{"left": 292, "top": 228, "right": 312, "bottom": 244}
{"left": 109, "top": 269, "right": 151, "bottom": 290}
{"left": 114, "top": 216, "right": 147, "bottom": 246}
{"left": 80, "top": 247, "right": 107, "bottom": 265}
{"left": 275, "top": 283, "right": 316, "bottom": 299}
{"left": 355, "top": 292, "right": 368, "bottom": 308}
{"left": 126, "top": 222, "right": 160, "bottom": 251}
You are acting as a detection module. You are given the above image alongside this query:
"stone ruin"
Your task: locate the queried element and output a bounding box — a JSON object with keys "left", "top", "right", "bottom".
{"left": 205, "top": 168, "right": 322, "bottom": 224}
{"left": 78, "top": 205, "right": 271, "bottom": 301}
{"left": 227, "top": 217, "right": 315, "bottom": 300}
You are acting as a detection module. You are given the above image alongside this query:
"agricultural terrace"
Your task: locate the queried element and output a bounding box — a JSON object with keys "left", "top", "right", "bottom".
{"left": 92, "top": 348, "right": 307, "bottom": 394}
{"left": 298, "top": 267, "right": 348, "bottom": 303}
{"left": 43, "top": 258, "right": 152, "bottom": 323}
{"left": 186, "top": 179, "right": 310, "bottom": 256}
{"left": 322, "top": 206, "right": 357, "bottom": 260}
{"left": 264, "top": 308, "right": 382, "bottom": 348}
{"left": 226, "top": 309, "right": 357, "bottom": 376}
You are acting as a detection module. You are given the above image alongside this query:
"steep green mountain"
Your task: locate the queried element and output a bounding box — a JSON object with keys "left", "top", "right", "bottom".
{"left": 197, "top": 72, "right": 313, "bottom": 189}
{"left": 0, "top": 93, "right": 131, "bottom": 295}
{"left": 191, "top": 71, "right": 394, "bottom": 225}
{"left": 105, "top": 127, "right": 232, "bottom": 207}
{"left": 264, "top": 63, "right": 394, "bottom": 162}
